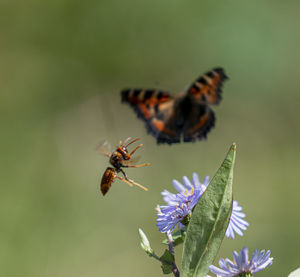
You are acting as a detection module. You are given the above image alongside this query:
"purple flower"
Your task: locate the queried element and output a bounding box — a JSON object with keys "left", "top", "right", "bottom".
{"left": 209, "top": 246, "right": 273, "bottom": 277}
{"left": 156, "top": 173, "right": 249, "bottom": 238}
{"left": 226, "top": 200, "right": 249, "bottom": 239}
{"left": 156, "top": 173, "right": 209, "bottom": 233}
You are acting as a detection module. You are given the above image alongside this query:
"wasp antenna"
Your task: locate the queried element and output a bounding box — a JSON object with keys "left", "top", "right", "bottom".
{"left": 123, "top": 137, "right": 132, "bottom": 145}
{"left": 126, "top": 138, "right": 141, "bottom": 147}
{"left": 129, "top": 143, "right": 143, "bottom": 156}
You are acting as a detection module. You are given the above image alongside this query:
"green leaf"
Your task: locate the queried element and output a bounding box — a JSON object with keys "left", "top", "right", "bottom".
{"left": 160, "top": 250, "right": 174, "bottom": 275}
{"left": 162, "top": 227, "right": 187, "bottom": 247}
{"left": 160, "top": 249, "right": 174, "bottom": 263}
{"left": 181, "top": 144, "right": 236, "bottom": 277}
{"left": 161, "top": 263, "right": 173, "bottom": 274}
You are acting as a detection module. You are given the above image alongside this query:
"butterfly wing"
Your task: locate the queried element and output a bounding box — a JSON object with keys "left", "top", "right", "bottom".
{"left": 182, "top": 67, "right": 228, "bottom": 141}
{"left": 121, "top": 89, "right": 172, "bottom": 120}
{"left": 121, "top": 89, "right": 181, "bottom": 144}
{"left": 183, "top": 103, "right": 215, "bottom": 142}
{"left": 187, "top": 67, "right": 228, "bottom": 104}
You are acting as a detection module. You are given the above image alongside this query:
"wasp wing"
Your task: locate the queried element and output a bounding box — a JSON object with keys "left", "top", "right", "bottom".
{"left": 122, "top": 156, "right": 141, "bottom": 165}
{"left": 96, "top": 140, "right": 112, "bottom": 157}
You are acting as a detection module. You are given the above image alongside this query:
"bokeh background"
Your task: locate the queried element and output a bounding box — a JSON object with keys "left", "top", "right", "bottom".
{"left": 1, "top": 0, "right": 300, "bottom": 276}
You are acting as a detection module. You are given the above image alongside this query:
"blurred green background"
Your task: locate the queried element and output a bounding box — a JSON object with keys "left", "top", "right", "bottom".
{"left": 1, "top": 0, "right": 300, "bottom": 276}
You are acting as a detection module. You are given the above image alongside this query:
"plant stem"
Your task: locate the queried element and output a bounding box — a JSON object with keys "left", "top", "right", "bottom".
{"left": 151, "top": 252, "right": 162, "bottom": 262}
{"left": 166, "top": 232, "right": 180, "bottom": 277}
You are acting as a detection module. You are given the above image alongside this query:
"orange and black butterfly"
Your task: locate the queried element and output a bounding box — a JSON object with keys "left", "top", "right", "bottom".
{"left": 98, "top": 138, "right": 150, "bottom": 195}
{"left": 121, "top": 67, "right": 228, "bottom": 144}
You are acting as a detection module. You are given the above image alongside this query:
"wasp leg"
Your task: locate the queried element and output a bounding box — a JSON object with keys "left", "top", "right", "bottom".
{"left": 127, "top": 178, "right": 148, "bottom": 191}
{"left": 118, "top": 168, "right": 148, "bottom": 191}
{"left": 124, "top": 163, "right": 151, "bottom": 168}
{"left": 120, "top": 168, "right": 128, "bottom": 179}
{"left": 117, "top": 176, "right": 148, "bottom": 191}
{"left": 116, "top": 175, "right": 133, "bottom": 187}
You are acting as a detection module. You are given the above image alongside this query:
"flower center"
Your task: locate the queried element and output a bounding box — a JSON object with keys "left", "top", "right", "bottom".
{"left": 183, "top": 187, "right": 194, "bottom": 197}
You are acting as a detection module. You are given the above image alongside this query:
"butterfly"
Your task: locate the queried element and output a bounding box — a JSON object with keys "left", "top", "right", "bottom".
{"left": 121, "top": 67, "right": 228, "bottom": 144}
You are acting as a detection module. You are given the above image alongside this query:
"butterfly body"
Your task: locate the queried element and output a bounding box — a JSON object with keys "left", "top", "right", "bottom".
{"left": 121, "top": 67, "right": 228, "bottom": 144}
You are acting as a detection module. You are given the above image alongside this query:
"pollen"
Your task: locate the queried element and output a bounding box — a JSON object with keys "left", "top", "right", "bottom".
{"left": 184, "top": 187, "right": 194, "bottom": 197}
{"left": 190, "top": 187, "right": 194, "bottom": 195}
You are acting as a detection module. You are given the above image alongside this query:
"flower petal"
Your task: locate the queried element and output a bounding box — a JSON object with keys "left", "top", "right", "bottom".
{"left": 172, "top": 179, "right": 185, "bottom": 192}
{"left": 209, "top": 247, "right": 273, "bottom": 276}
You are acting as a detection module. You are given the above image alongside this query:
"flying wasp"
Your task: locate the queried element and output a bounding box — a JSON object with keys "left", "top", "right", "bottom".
{"left": 98, "top": 137, "right": 150, "bottom": 195}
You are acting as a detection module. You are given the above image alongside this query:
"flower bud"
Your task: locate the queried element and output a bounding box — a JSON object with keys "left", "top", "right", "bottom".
{"left": 138, "top": 228, "right": 153, "bottom": 255}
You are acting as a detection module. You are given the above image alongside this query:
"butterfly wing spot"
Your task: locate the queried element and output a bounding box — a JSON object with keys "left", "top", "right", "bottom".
{"left": 121, "top": 89, "right": 173, "bottom": 121}
{"left": 188, "top": 67, "right": 228, "bottom": 105}
{"left": 151, "top": 118, "right": 164, "bottom": 132}
{"left": 203, "top": 75, "right": 213, "bottom": 85}
{"left": 137, "top": 90, "right": 145, "bottom": 100}
{"left": 150, "top": 118, "right": 177, "bottom": 137}
{"left": 138, "top": 103, "right": 152, "bottom": 119}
